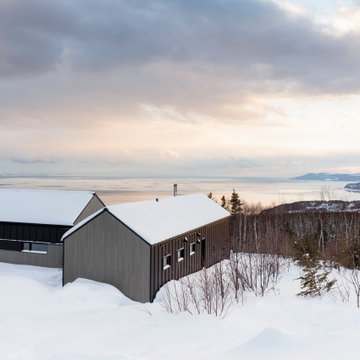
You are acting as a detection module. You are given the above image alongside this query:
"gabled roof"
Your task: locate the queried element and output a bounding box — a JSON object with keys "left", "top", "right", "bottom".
{"left": 0, "top": 189, "right": 97, "bottom": 226}
{"left": 62, "top": 193, "right": 230, "bottom": 245}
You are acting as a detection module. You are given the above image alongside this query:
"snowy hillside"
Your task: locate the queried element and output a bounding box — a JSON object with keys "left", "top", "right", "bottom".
{"left": 262, "top": 200, "right": 360, "bottom": 213}
{"left": 0, "top": 260, "right": 360, "bottom": 359}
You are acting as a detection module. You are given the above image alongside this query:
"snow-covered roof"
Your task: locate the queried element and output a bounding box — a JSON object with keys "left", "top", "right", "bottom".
{"left": 0, "top": 189, "right": 96, "bottom": 226}
{"left": 63, "top": 193, "right": 230, "bottom": 244}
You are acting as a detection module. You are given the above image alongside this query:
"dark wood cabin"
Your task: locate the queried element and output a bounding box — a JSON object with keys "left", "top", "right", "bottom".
{"left": 0, "top": 189, "right": 104, "bottom": 268}
{"left": 62, "top": 193, "right": 230, "bottom": 303}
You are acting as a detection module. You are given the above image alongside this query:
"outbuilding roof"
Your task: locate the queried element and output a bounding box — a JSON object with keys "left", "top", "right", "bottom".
{"left": 0, "top": 189, "right": 97, "bottom": 226}
{"left": 62, "top": 193, "right": 230, "bottom": 245}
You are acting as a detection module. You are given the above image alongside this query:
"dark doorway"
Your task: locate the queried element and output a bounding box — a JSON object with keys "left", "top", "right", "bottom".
{"left": 201, "top": 238, "right": 206, "bottom": 267}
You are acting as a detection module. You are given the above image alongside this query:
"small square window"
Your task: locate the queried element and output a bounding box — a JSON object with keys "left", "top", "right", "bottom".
{"left": 190, "top": 242, "right": 196, "bottom": 255}
{"left": 163, "top": 254, "right": 171, "bottom": 270}
{"left": 177, "top": 248, "right": 184, "bottom": 262}
{"left": 31, "top": 243, "right": 48, "bottom": 254}
{"left": 22, "top": 242, "right": 30, "bottom": 251}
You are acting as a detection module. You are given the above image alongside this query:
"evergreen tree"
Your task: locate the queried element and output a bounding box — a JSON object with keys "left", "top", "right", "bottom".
{"left": 297, "top": 256, "right": 336, "bottom": 297}
{"left": 221, "top": 195, "right": 226, "bottom": 208}
{"left": 207, "top": 192, "right": 213, "bottom": 199}
{"left": 229, "top": 189, "right": 242, "bottom": 215}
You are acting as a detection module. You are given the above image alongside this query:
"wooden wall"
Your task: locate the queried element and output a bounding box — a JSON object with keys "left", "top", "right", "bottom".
{"left": 63, "top": 210, "right": 151, "bottom": 303}
{"left": 150, "top": 217, "right": 230, "bottom": 301}
{"left": 64, "top": 213, "right": 230, "bottom": 303}
{"left": 0, "top": 243, "right": 63, "bottom": 268}
{"left": 74, "top": 195, "right": 105, "bottom": 225}
{"left": 0, "top": 222, "right": 70, "bottom": 244}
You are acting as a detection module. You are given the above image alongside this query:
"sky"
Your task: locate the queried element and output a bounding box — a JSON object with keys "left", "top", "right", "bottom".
{"left": 1, "top": 0, "right": 360, "bottom": 178}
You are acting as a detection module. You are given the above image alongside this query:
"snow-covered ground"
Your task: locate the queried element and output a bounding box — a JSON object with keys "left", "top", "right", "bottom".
{"left": 0, "top": 261, "right": 359, "bottom": 360}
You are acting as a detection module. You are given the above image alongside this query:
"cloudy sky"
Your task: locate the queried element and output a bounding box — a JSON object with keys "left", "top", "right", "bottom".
{"left": 1, "top": 0, "right": 360, "bottom": 177}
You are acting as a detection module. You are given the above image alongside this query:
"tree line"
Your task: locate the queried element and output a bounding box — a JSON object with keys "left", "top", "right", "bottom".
{"left": 210, "top": 190, "right": 360, "bottom": 270}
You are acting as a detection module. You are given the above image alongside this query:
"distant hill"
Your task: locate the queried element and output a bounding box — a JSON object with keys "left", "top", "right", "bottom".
{"left": 290, "top": 173, "right": 360, "bottom": 181}
{"left": 262, "top": 200, "right": 360, "bottom": 214}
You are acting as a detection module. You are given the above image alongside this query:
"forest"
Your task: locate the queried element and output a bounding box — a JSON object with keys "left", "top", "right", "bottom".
{"left": 214, "top": 190, "right": 360, "bottom": 270}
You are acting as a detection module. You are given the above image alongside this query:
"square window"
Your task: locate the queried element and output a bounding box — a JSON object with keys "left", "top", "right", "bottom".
{"left": 22, "top": 242, "right": 30, "bottom": 251}
{"left": 31, "top": 243, "right": 48, "bottom": 254}
{"left": 190, "top": 242, "right": 196, "bottom": 255}
{"left": 177, "top": 248, "right": 184, "bottom": 262}
{"left": 163, "top": 254, "right": 171, "bottom": 270}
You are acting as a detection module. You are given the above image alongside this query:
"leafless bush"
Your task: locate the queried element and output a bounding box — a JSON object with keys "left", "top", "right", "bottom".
{"left": 213, "top": 263, "right": 231, "bottom": 316}
{"left": 161, "top": 253, "right": 286, "bottom": 315}
{"left": 334, "top": 270, "right": 350, "bottom": 303}
{"left": 162, "top": 282, "right": 174, "bottom": 313}
{"left": 230, "top": 252, "right": 283, "bottom": 296}
{"left": 346, "top": 269, "right": 360, "bottom": 308}
{"left": 228, "top": 252, "right": 244, "bottom": 303}
{"left": 160, "top": 264, "right": 232, "bottom": 317}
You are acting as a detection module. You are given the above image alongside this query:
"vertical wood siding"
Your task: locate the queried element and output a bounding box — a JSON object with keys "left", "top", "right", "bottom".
{"left": 63, "top": 211, "right": 151, "bottom": 303}
{"left": 0, "top": 243, "right": 63, "bottom": 268}
{"left": 150, "top": 217, "right": 230, "bottom": 301}
{"left": 0, "top": 222, "right": 70, "bottom": 244}
{"left": 74, "top": 195, "right": 105, "bottom": 225}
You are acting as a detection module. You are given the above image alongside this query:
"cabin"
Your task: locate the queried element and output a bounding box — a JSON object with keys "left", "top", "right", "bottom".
{"left": 0, "top": 189, "right": 104, "bottom": 268}
{"left": 62, "top": 193, "right": 231, "bottom": 302}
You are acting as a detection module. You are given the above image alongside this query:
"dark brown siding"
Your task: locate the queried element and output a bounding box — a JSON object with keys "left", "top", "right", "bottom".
{"left": 150, "top": 217, "right": 230, "bottom": 301}
{"left": 0, "top": 222, "right": 70, "bottom": 244}
{"left": 74, "top": 195, "right": 104, "bottom": 225}
{"left": 0, "top": 243, "right": 63, "bottom": 268}
{"left": 63, "top": 211, "right": 151, "bottom": 303}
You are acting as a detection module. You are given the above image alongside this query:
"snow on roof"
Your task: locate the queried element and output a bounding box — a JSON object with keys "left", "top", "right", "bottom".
{"left": 0, "top": 189, "right": 96, "bottom": 226}
{"left": 63, "top": 193, "right": 230, "bottom": 245}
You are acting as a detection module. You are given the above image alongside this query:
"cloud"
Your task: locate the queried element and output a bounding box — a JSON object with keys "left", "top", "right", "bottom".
{"left": 1, "top": 0, "right": 360, "bottom": 94}
{"left": 1, "top": 0, "right": 360, "bottom": 177}
{"left": 3, "top": 151, "right": 360, "bottom": 178}
{"left": 10, "top": 157, "right": 61, "bottom": 164}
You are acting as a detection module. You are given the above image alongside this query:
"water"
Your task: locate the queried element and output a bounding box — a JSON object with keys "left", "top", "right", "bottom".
{"left": 0, "top": 176, "right": 359, "bottom": 206}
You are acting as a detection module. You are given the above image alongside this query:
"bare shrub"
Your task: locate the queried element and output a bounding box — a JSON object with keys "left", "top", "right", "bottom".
{"left": 334, "top": 270, "right": 350, "bottom": 303}
{"left": 161, "top": 282, "right": 174, "bottom": 313}
{"left": 161, "top": 264, "right": 232, "bottom": 317}
{"left": 230, "top": 253, "right": 283, "bottom": 296}
{"left": 346, "top": 269, "right": 360, "bottom": 308}
{"left": 160, "top": 253, "right": 287, "bottom": 316}
{"left": 213, "top": 262, "right": 231, "bottom": 316}
{"left": 228, "top": 252, "right": 244, "bottom": 303}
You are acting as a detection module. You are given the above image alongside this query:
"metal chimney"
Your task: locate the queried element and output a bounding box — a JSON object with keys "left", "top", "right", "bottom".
{"left": 173, "top": 184, "right": 177, "bottom": 197}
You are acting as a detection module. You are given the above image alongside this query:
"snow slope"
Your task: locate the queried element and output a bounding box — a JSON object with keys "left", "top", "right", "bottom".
{"left": 0, "top": 261, "right": 359, "bottom": 360}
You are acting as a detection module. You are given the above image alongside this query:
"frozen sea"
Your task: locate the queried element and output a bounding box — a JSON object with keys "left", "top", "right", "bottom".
{"left": 1, "top": 176, "right": 359, "bottom": 206}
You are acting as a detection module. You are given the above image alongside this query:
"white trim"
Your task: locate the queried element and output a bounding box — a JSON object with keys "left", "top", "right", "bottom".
{"left": 177, "top": 247, "right": 184, "bottom": 262}
{"left": 162, "top": 254, "right": 172, "bottom": 270}
{"left": 190, "top": 242, "right": 196, "bottom": 255}
{"left": 21, "top": 250, "right": 47, "bottom": 255}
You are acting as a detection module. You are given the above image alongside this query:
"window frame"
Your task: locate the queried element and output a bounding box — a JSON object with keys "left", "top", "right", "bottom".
{"left": 190, "top": 242, "right": 196, "bottom": 256}
{"left": 162, "top": 254, "right": 171, "bottom": 270}
{"left": 177, "top": 247, "right": 185, "bottom": 262}
{"left": 21, "top": 242, "right": 48, "bottom": 254}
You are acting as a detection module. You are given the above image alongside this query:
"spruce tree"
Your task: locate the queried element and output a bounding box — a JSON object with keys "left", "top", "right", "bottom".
{"left": 221, "top": 195, "right": 226, "bottom": 208}
{"left": 297, "top": 256, "right": 336, "bottom": 297}
{"left": 230, "top": 189, "right": 242, "bottom": 215}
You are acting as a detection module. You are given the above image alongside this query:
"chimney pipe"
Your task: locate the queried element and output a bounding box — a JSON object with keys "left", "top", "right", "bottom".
{"left": 173, "top": 184, "right": 177, "bottom": 197}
